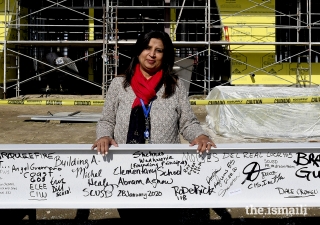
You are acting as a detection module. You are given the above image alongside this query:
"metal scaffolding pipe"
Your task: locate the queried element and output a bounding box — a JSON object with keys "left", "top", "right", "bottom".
{"left": 4, "top": 23, "right": 320, "bottom": 28}
{"left": 308, "top": 0, "right": 312, "bottom": 87}
{"left": 6, "top": 48, "right": 102, "bottom": 89}
{"left": 207, "top": 0, "right": 211, "bottom": 92}
{"left": 6, "top": 41, "right": 320, "bottom": 46}
{"left": 2, "top": 0, "right": 320, "bottom": 99}
{"left": 3, "top": 0, "right": 8, "bottom": 99}
{"left": 173, "top": 0, "right": 185, "bottom": 37}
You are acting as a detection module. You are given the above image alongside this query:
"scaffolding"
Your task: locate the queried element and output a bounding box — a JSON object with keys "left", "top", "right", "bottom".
{"left": 1, "top": 0, "right": 320, "bottom": 99}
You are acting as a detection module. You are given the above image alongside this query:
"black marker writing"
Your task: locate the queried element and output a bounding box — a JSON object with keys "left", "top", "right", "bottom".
{"left": 241, "top": 162, "right": 269, "bottom": 185}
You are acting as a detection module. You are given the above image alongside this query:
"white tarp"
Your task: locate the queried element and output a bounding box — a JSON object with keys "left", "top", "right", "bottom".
{"left": 206, "top": 86, "right": 320, "bottom": 139}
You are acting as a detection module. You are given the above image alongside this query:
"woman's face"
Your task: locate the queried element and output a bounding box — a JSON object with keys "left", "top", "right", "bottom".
{"left": 138, "top": 38, "right": 164, "bottom": 79}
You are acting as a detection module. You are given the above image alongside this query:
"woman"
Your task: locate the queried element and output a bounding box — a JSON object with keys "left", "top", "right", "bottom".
{"left": 92, "top": 30, "right": 216, "bottom": 155}
{"left": 92, "top": 30, "right": 216, "bottom": 224}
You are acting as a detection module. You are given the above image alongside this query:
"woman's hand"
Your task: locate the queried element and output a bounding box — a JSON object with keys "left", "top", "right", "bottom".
{"left": 91, "top": 136, "right": 118, "bottom": 156}
{"left": 189, "top": 134, "right": 216, "bottom": 154}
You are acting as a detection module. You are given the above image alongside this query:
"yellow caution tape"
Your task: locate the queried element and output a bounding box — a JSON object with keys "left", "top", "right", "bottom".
{"left": 191, "top": 96, "right": 320, "bottom": 105}
{"left": 0, "top": 96, "right": 320, "bottom": 106}
{"left": 0, "top": 99, "right": 106, "bottom": 106}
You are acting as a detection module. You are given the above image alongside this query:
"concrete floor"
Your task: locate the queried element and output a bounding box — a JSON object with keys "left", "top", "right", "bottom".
{"left": 1, "top": 95, "right": 320, "bottom": 224}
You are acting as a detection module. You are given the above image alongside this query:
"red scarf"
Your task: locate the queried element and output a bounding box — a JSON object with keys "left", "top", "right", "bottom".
{"left": 131, "top": 64, "right": 163, "bottom": 108}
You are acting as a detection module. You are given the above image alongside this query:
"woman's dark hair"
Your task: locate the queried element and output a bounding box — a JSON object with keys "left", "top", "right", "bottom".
{"left": 123, "top": 30, "right": 178, "bottom": 98}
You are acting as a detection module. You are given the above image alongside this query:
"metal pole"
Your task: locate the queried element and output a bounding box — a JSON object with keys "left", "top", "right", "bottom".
{"left": 3, "top": 0, "right": 7, "bottom": 99}
{"left": 297, "top": 0, "right": 301, "bottom": 42}
{"left": 207, "top": 0, "right": 211, "bottom": 93}
{"left": 102, "top": 2, "right": 106, "bottom": 97}
{"left": 203, "top": 1, "right": 207, "bottom": 95}
{"left": 308, "top": 0, "right": 312, "bottom": 87}
{"left": 6, "top": 40, "right": 320, "bottom": 46}
{"left": 16, "top": 0, "right": 21, "bottom": 97}
{"left": 115, "top": 5, "right": 118, "bottom": 77}
{"left": 173, "top": 0, "right": 185, "bottom": 37}
{"left": 3, "top": 42, "right": 7, "bottom": 99}
{"left": 296, "top": 0, "right": 301, "bottom": 87}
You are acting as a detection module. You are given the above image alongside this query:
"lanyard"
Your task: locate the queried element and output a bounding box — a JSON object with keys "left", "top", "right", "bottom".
{"left": 140, "top": 98, "right": 152, "bottom": 143}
